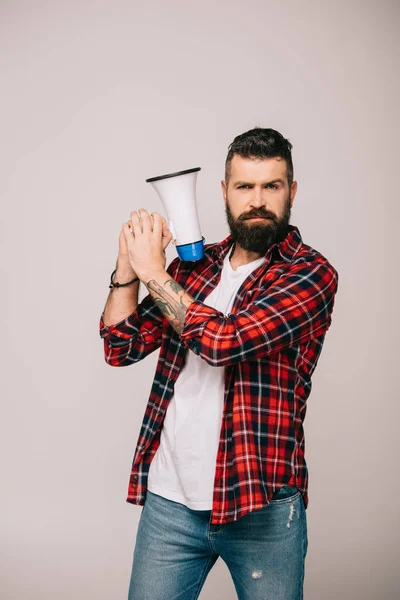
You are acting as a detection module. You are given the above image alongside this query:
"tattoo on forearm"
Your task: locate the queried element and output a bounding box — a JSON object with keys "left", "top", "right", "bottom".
{"left": 147, "top": 278, "right": 187, "bottom": 334}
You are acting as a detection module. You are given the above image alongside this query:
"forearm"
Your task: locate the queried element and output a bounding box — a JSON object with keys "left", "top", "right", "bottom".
{"left": 102, "top": 262, "right": 140, "bottom": 327}
{"left": 143, "top": 269, "right": 196, "bottom": 335}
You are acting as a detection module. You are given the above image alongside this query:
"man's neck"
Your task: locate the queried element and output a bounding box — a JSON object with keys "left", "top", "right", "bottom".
{"left": 229, "top": 243, "right": 264, "bottom": 270}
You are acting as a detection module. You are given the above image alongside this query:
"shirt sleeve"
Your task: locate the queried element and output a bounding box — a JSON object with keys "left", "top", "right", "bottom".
{"left": 99, "top": 256, "right": 180, "bottom": 366}
{"left": 179, "top": 260, "right": 339, "bottom": 367}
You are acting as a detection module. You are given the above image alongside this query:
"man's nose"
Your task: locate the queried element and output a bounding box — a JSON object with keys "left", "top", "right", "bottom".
{"left": 250, "top": 188, "right": 265, "bottom": 207}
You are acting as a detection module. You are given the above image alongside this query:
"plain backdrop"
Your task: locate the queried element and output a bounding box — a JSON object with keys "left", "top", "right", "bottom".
{"left": 1, "top": 1, "right": 398, "bottom": 599}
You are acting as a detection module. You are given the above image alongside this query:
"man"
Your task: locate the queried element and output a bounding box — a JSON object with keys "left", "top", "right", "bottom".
{"left": 99, "top": 127, "right": 339, "bottom": 600}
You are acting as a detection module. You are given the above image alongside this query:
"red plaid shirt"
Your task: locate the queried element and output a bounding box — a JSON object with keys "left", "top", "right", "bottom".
{"left": 99, "top": 224, "right": 339, "bottom": 524}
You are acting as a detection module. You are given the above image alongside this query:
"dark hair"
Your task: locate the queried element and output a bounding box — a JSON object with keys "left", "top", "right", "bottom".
{"left": 225, "top": 127, "right": 294, "bottom": 188}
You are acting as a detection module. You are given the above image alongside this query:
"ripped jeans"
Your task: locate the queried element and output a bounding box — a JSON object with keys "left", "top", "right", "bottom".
{"left": 128, "top": 486, "right": 308, "bottom": 600}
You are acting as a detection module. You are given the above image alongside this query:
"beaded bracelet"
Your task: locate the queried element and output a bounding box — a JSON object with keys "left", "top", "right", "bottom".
{"left": 109, "top": 268, "right": 139, "bottom": 289}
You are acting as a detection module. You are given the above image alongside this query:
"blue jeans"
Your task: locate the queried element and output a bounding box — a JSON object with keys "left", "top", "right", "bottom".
{"left": 128, "top": 486, "right": 308, "bottom": 600}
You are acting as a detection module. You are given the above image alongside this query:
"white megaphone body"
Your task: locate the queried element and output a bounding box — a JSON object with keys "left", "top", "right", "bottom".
{"left": 146, "top": 167, "right": 205, "bottom": 262}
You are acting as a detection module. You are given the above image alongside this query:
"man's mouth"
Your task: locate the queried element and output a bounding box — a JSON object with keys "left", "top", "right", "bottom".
{"left": 245, "top": 217, "right": 270, "bottom": 221}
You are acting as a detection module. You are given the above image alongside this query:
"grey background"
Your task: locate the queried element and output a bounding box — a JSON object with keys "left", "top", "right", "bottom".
{"left": 1, "top": 1, "right": 398, "bottom": 598}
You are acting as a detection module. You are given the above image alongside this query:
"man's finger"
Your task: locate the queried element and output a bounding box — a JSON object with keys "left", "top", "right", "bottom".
{"left": 151, "top": 212, "right": 163, "bottom": 238}
{"left": 130, "top": 211, "right": 142, "bottom": 235}
{"left": 138, "top": 208, "right": 152, "bottom": 233}
{"left": 122, "top": 222, "right": 134, "bottom": 244}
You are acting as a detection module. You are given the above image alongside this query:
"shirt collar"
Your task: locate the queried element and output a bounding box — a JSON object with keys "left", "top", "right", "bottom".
{"left": 207, "top": 224, "right": 303, "bottom": 264}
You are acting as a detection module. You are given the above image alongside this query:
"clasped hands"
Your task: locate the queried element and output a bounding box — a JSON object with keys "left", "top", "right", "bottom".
{"left": 122, "top": 209, "right": 174, "bottom": 282}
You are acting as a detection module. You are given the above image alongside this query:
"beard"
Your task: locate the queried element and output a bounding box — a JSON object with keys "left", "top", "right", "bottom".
{"left": 224, "top": 192, "right": 292, "bottom": 255}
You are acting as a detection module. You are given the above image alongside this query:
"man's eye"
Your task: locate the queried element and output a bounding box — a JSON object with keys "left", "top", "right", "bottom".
{"left": 239, "top": 184, "right": 278, "bottom": 189}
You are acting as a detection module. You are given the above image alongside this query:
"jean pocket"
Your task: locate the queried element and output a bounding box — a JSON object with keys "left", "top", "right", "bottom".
{"left": 269, "top": 485, "right": 301, "bottom": 505}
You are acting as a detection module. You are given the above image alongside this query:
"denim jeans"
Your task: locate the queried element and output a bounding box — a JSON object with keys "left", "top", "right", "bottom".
{"left": 128, "top": 486, "right": 308, "bottom": 600}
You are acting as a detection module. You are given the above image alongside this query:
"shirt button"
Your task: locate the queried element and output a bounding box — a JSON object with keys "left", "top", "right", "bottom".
{"left": 133, "top": 474, "right": 138, "bottom": 480}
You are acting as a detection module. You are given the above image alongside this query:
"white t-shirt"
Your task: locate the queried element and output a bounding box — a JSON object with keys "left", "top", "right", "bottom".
{"left": 147, "top": 249, "right": 265, "bottom": 509}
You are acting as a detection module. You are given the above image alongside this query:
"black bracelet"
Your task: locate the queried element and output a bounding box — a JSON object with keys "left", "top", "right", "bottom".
{"left": 109, "top": 268, "right": 139, "bottom": 289}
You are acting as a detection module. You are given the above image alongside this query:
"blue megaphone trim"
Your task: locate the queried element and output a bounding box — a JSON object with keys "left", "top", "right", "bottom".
{"left": 176, "top": 237, "right": 205, "bottom": 262}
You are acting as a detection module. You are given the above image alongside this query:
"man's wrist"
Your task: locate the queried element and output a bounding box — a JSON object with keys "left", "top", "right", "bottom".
{"left": 140, "top": 269, "right": 168, "bottom": 285}
{"left": 116, "top": 258, "right": 136, "bottom": 280}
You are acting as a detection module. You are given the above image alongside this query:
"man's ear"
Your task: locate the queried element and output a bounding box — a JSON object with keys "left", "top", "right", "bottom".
{"left": 290, "top": 181, "right": 298, "bottom": 206}
{"left": 221, "top": 180, "right": 227, "bottom": 205}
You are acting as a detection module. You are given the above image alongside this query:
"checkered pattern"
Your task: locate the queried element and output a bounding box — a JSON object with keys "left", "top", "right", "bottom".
{"left": 99, "top": 225, "right": 339, "bottom": 524}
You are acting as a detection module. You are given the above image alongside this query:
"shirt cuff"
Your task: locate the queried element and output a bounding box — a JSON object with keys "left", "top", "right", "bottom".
{"left": 99, "top": 307, "right": 142, "bottom": 341}
{"left": 180, "top": 299, "right": 224, "bottom": 354}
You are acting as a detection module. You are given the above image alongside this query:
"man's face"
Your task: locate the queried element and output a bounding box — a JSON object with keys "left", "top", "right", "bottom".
{"left": 222, "top": 154, "right": 297, "bottom": 254}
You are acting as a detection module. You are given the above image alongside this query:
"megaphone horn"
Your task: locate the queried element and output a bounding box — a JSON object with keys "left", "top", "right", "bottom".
{"left": 146, "top": 167, "right": 205, "bottom": 262}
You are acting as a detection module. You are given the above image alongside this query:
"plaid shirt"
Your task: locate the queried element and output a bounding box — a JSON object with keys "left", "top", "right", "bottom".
{"left": 99, "top": 224, "right": 339, "bottom": 524}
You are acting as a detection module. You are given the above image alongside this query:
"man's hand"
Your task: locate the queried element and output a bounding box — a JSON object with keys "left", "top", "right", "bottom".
{"left": 122, "top": 209, "right": 173, "bottom": 281}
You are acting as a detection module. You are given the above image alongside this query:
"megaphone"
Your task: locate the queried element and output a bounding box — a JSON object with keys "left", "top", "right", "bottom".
{"left": 146, "top": 167, "right": 205, "bottom": 261}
